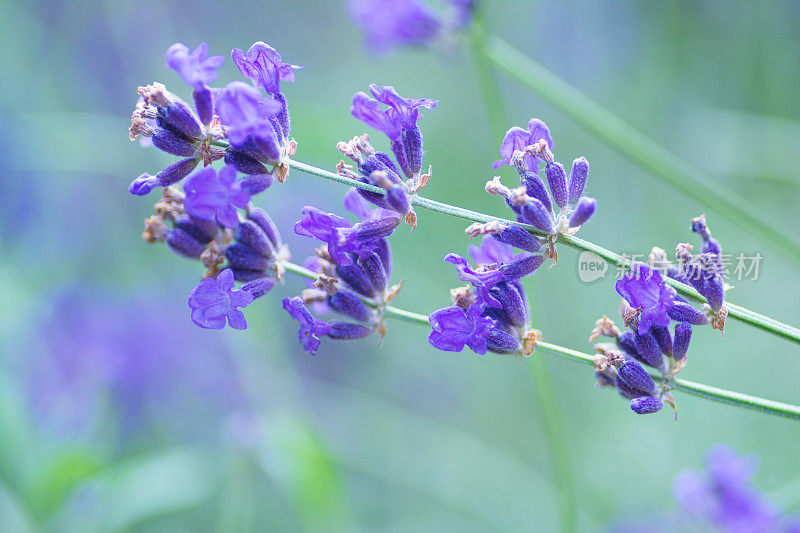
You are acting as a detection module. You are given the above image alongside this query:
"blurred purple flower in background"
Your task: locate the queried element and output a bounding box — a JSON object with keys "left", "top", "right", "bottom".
{"left": 349, "top": 0, "right": 443, "bottom": 54}
{"left": 28, "top": 286, "right": 250, "bottom": 439}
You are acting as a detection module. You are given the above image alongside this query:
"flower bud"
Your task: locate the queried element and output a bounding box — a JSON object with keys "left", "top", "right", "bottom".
{"left": 520, "top": 198, "right": 555, "bottom": 233}
{"left": 520, "top": 172, "right": 552, "bottom": 212}
{"left": 225, "top": 149, "right": 270, "bottom": 176}
{"left": 240, "top": 174, "right": 273, "bottom": 196}
{"left": 232, "top": 268, "right": 268, "bottom": 282}
{"left": 567, "top": 157, "right": 589, "bottom": 204}
{"left": 225, "top": 242, "right": 272, "bottom": 271}
{"left": 327, "top": 321, "right": 373, "bottom": 340}
{"left": 703, "top": 274, "right": 725, "bottom": 313}
{"left": 633, "top": 330, "right": 665, "bottom": 369}
{"left": 328, "top": 291, "right": 374, "bottom": 323}
{"left": 617, "top": 380, "right": 647, "bottom": 400}
{"left": 618, "top": 361, "right": 656, "bottom": 395}
{"left": 494, "top": 223, "right": 543, "bottom": 253}
{"left": 673, "top": 322, "right": 692, "bottom": 361}
{"left": 616, "top": 330, "right": 640, "bottom": 358}
{"left": 156, "top": 157, "right": 199, "bottom": 187}
{"left": 235, "top": 220, "right": 276, "bottom": 259}
{"left": 159, "top": 99, "right": 204, "bottom": 139}
{"left": 152, "top": 127, "right": 197, "bottom": 157}
{"left": 336, "top": 264, "right": 376, "bottom": 298}
{"left": 174, "top": 215, "right": 216, "bottom": 243}
{"left": 165, "top": 229, "right": 205, "bottom": 259}
{"left": 486, "top": 329, "right": 522, "bottom": 354}
{"left": 248, "top": 208, "right": 282, "bottom": 248}
{"left": 501, "top": 253, "right": 545, "bottom": 281}
{"left": 496, "top": 282, "right": 527, "bottom": 327}
{"left": 668, "top": 301, "right": 708, "bottom": 325}
{"left": 129, "top": 173, "right": 158, "bottom": 196}
{"left": 650, "top": 325, "right": 673, "bottom": 356}
{"left": 568, "top": 197, "right": 596, "bottom": 228}
{"left": 630, "top": 396, "right": 664, "bottom": 414}
{"left": 386, "top": 186, "right": 411, "bottom": 214}
{"left": 397, "top": 127, "right": 422, "bottom": 176}
{"left": 359, "top": 252, "right": 388, "bottom": 292}
{"left": 390, "top": 137, "right": 411, "bottom": 179}
{"left": 193, "top": 87, "right": 214, "bottom": 125}
{"left": 545, "top": 162, "right": 569, "bottom": 208}
{"left": 241, "top": 277, "right": 276, "bottom": 299}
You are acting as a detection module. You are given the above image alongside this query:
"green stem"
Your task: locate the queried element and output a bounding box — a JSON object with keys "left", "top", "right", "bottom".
{"left": 478, "top": 35, "right": 800, "bottom": 268}
{"left": 470, "top": 19, "right": 576, "bottom": 530}
{"left": 530, "top": 356, "right": 577, "bottom": 533}
{"left": 285, "top": 158, "right": 800, "bottom": 345}
{"left": 469, "top": 18, "right": 507, "bottom": 143}
{"left": 280, "top": 259, "right": 800, "bottom": 422}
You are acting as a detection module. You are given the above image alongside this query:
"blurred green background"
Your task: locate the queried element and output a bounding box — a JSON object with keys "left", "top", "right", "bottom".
{"left": 1, "top": 0, "right": 800, "bottom": 531}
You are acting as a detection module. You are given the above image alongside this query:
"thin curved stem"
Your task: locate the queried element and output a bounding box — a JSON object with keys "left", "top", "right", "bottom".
{"left": 279, "top": 260, "right": 800, "bottom": 422}
{"left": 477, "top": 35, "right": 800, "bottom": 269}
{"left": 285, "top": 158, "right": 800, "bottom": 345}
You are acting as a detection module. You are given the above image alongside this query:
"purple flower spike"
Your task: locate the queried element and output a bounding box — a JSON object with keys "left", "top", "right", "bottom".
{"left": 493, "top": 118, "right": 553, "bottom": 172}
{"left": 282, "top": 297, "right": 332, "bottom": 354}
{"left": 183, "top": 166, "right": 250, "bottom": 229}
{"left": 231, "top": 41, "right": 302, "bottom": 95}
{"left": 188, "top": 269, "right": 254, "bottom": 330}
{"left": 615, "top": 264, "right": 678, "bottom": 334}
{"left": 165, "top": 42, "right": 224, "bottom": 90}
{"left": 428, "top": 303, "right": 496, "bottom": 354}
{"left": 445, "top": 253, "right": 504, "bottom": 307}
{"left": 349, "top": 0, "right": 443, "bottom": 54}
{"left": 217, "top": 81, "right": 282, "bottom": 148}
{"left": 630, "top": 396, "right": 664, "bottom": 414}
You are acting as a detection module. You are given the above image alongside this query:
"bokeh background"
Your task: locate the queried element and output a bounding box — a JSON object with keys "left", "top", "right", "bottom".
{"left": 2, "top": 1, "right": 800, "bottom": 531}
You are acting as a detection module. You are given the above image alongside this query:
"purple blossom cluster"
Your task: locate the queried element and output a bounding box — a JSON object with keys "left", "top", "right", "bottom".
{"left": 129, "top": 41, "right": 299, "bottom": 199}
{"left": 428, "top": 236, "right": 542, "bottom": 357}
{"left": 589, "top": 263, "right": 707, "bottom": 415}
{"left": 340, "top": 84, "right": 437, "bottom": 226}
{"left": 486, "top": 119, "right": 597, "bottom": 255}
{"left": 666, "top": 214, "right": 728, "bottom": 330}
{"left": 589, "top": 216, "right": 727, "bottom": 415}
{"left": 349, "top": 0, "right": 478, "bottom": 54}
{"left": 128, "top": 42, "right": 302, "bottom": 329}
{"left": 283, "top": 190, "right": 403, "bottom": 354}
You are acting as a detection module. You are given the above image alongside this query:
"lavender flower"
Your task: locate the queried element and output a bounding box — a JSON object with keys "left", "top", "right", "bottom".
{"left": 492, "top": 118, "right": 553, "bottom": 172}
{"left": 284, "top": 191, "right": 401, "bottom": 354}
{"left": 673, "top": 445, "right": 784, "bottom": 532}
{"left": 350, "top": 84, "right": 437, "bottom": 182}
{"left": 183, "top": 165, "right": 252, "bottom": 228}
{"left": 429, "top": 237, "right": 540, "bottom": 357}
{"left": 428, "top": 301, "right": 496, "bottom": 354}
{"left": 217, "top": 82, "right": 283, "bottom": 151}
{"left": 615, "top": 264, "right": 678, "bottom": 334}
{"left": 231, "top": 41, "right": 301, "bottom": 95}
{"left": 485, "top": 120, "right": 597, "bottom": 244}
{"left": 349, "top": 0, "right": 443, "bottom": 54}
{"left": 282, "top": 297, "right": 333, "bottom": 354}
{"left": 165, "top": 42, "right": 224, "bottom": 91}
{"left": 187, "top": 268, "right": 254, "bottom": 329}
